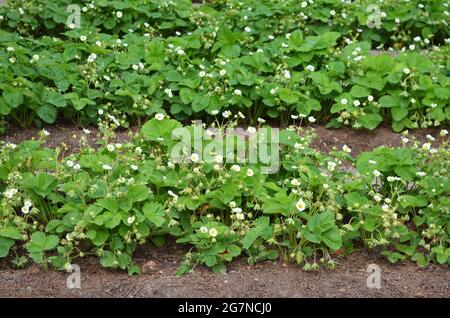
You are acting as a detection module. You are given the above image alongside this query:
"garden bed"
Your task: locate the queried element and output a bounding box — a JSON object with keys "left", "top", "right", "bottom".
{"left": 1, "top": 122, "right": 446, "bottom": 155}
{"left": 1, "top": 242, "right": 449, "bottom": 298}
{"left": 0, "top": 0, "right": 449, "bottom": 297}
{"left": 1, "top": 124, "right": 449, "bottom": 298}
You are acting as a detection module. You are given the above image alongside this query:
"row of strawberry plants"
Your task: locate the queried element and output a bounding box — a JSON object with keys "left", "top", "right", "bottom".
{"left": 0, "top": 116, "right": 448, "bottom": 273}
{"left": 1, "top": 0, "right": 449, "bottom": 131}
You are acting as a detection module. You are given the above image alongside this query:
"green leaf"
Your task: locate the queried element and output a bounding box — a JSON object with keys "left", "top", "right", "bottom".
{"left": 26, "top": 232, "right": 59, "bottom": 253}
{"left": 3, "top": 90, "right": 23, "bottom": 108}
{"left": 357, "top": 113, "right": 383, "bottom": 130}
{"left": 0, "top": 227, "right": 22, "bottom": 240}
{"left": 26, "top": 173, "right": 57, "bottom": 197}
{"left": 242, "top": 216, "right": 271, "bottom": 249}
{"left": 127, "top": 185, "right": 149, "bottom": 203}
{"left": 141, "top": 118, "right": 183, "bottom": 146}
{"left": 86, "top": 229, "right": 109, "bottom": 246}
{"left": 322, "top": 228, "right": 342, "bottom": 251}
{"left": 0, "top": 238, "right": 14, "bottom": 258}
{"left": 36, "top": 104, "right": 57, "bottom": 123}
{"left": 100, "top": 251, "right": 116, "bottom": 267}
{"left": 143, "top": 202, "right": 166, "bottom": 227}
{"left": 400, "top": 195, "right": 428, "bottom": 208}
{"left": 279, "top": 88, "right": 299, "bottom": 104}
{"left": 379, "top": 94, "right": 408, "bottom": 108}
{"left": 44, "top": 91, "right": 67, "bottom": 108}
{"left": 391, "top": 107, "right": 408, "bottom": 121}
{"left": 350, "top": 85, "right": 370, "bottom": 98}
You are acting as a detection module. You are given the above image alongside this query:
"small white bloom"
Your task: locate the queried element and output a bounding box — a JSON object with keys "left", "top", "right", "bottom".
{"left": 244, "top": 27, "right": 252, "bottom": 33}
{"left": 80, "top": 35, "right": 87, "bottom": 42}
{"left": 116, "top": 11, "right": 123, "bottom": 18}
{"left": 219, "top": 69, "right": 227, "bottom": 76}
{"left": 295, "top": 198, "right": 306, "bottom": 211}
{"left": 403, "top": 67, "right": 411, "bottom": 75}
{"left": 87, "top": 53, "right": 97, "bottom": 63}
{"left": 231, "top": 165, "right": 241, "bottom": 172}
{"left": 283, "top": 70, "right": 291, "bottom": 79}
{"left": 222, "top": 110, "right": 232, "bottom": 118}
{"left": 155, "top": 113, "right": 165, "bottom": 121}
{"left": 66, "top": 160, "right": 74, "bottom": 167}
{"left": 373, "top": 170, "right": 381, "bottom": 177}
{"left": 306, "top": 65, "right": 315, "bottom": 72}
{"left": 200, "top": 226, "right": 208, "bottom": 233}
{"left": 127, "top": 216, "right": 135, "bottom": 224}
{"left": 164, "top": 88, "right": 173, "bottom": 98}
{"left": 291, "top": 178, "right": 301, "bottom": 186}
{"left": 234, "top": 89, "right": 242, "bottom": 96}
{"left": 387, "top": 176, "right": 396, "bottom": 182}
{"left": 74, "top": 164, "right": 81, "bottom": 171}
{"left": 440, "top": 129, "right": 448, "bottom": 136}
{"left": 368, "top": 95, "right": 374, "bottom": 102}
{"left": 341, "top": 98, "right": 348, "bottom": 105}
{"left": 191, "top": 153, "right": 200, "bottom": 163}
{"left": 209, "top": 228, "right": 218, "bottom": 237}
{"left": 416, "top": 171, "right": 426, "bottom": 177}
{"left": 199, "top": 71, "right": 206, "bottom": 77}
{"left": 247, "top": 126, "right": 256, "bottom": 134}
{"left": 342, "top": 145, "right": 352, "bottom": 153}
{"left": 42, "top": 129, "right": 50, "bottom": 136}
{"left": 4, "top": 188, "right": 18, "bottom": 199}
{"left": 236, "top": 213, "right": 245, "bottom": 220}
{"left": 257, "top": 117, "right": 266, "bottom": 123}
{"left": 422, "top": 143, "right": 431, "bottom": 150}
{"left": 102, "top": 164, "right": 112, "bottom": 170}
{"left": 130, "top": 165, "right": 138, "bottom": 171}
{"left": 426, "top": 134, "right": 435, "bottom": 141}
{"left": 327, "top": 161, "right": 337, "bottom": 172}
{"left": 107, "top": 144, "right": 115, "bottom": 152}
{"left": 369, "top": 160, "right": 377, "bottom": 164}
{"left": 308, "top": 116, "right": 316, "bottom": 123}
{"left": 374, "top": 194, "right": 383, "bottom": 202}
{"left": 21, "top": 206, "right": 30, "bottom": 214}
{"left": 135, "top": 147, "right": 143, "bottom": 155}
{"left": 246, "top": 168, "right": 254, "bottom": 177}
{"left": 353, "top": 100, "right": 361, "bottom": 107}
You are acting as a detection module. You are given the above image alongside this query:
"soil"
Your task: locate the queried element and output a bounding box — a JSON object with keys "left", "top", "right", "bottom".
{"left": 0, "top": 123, "right": 449, "bottom": 298}
{"left": 2, "top": 122, "right": 448, "bottom": 156}
{"left": 0, "top": 241, "right": 449, "bottom": 298}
